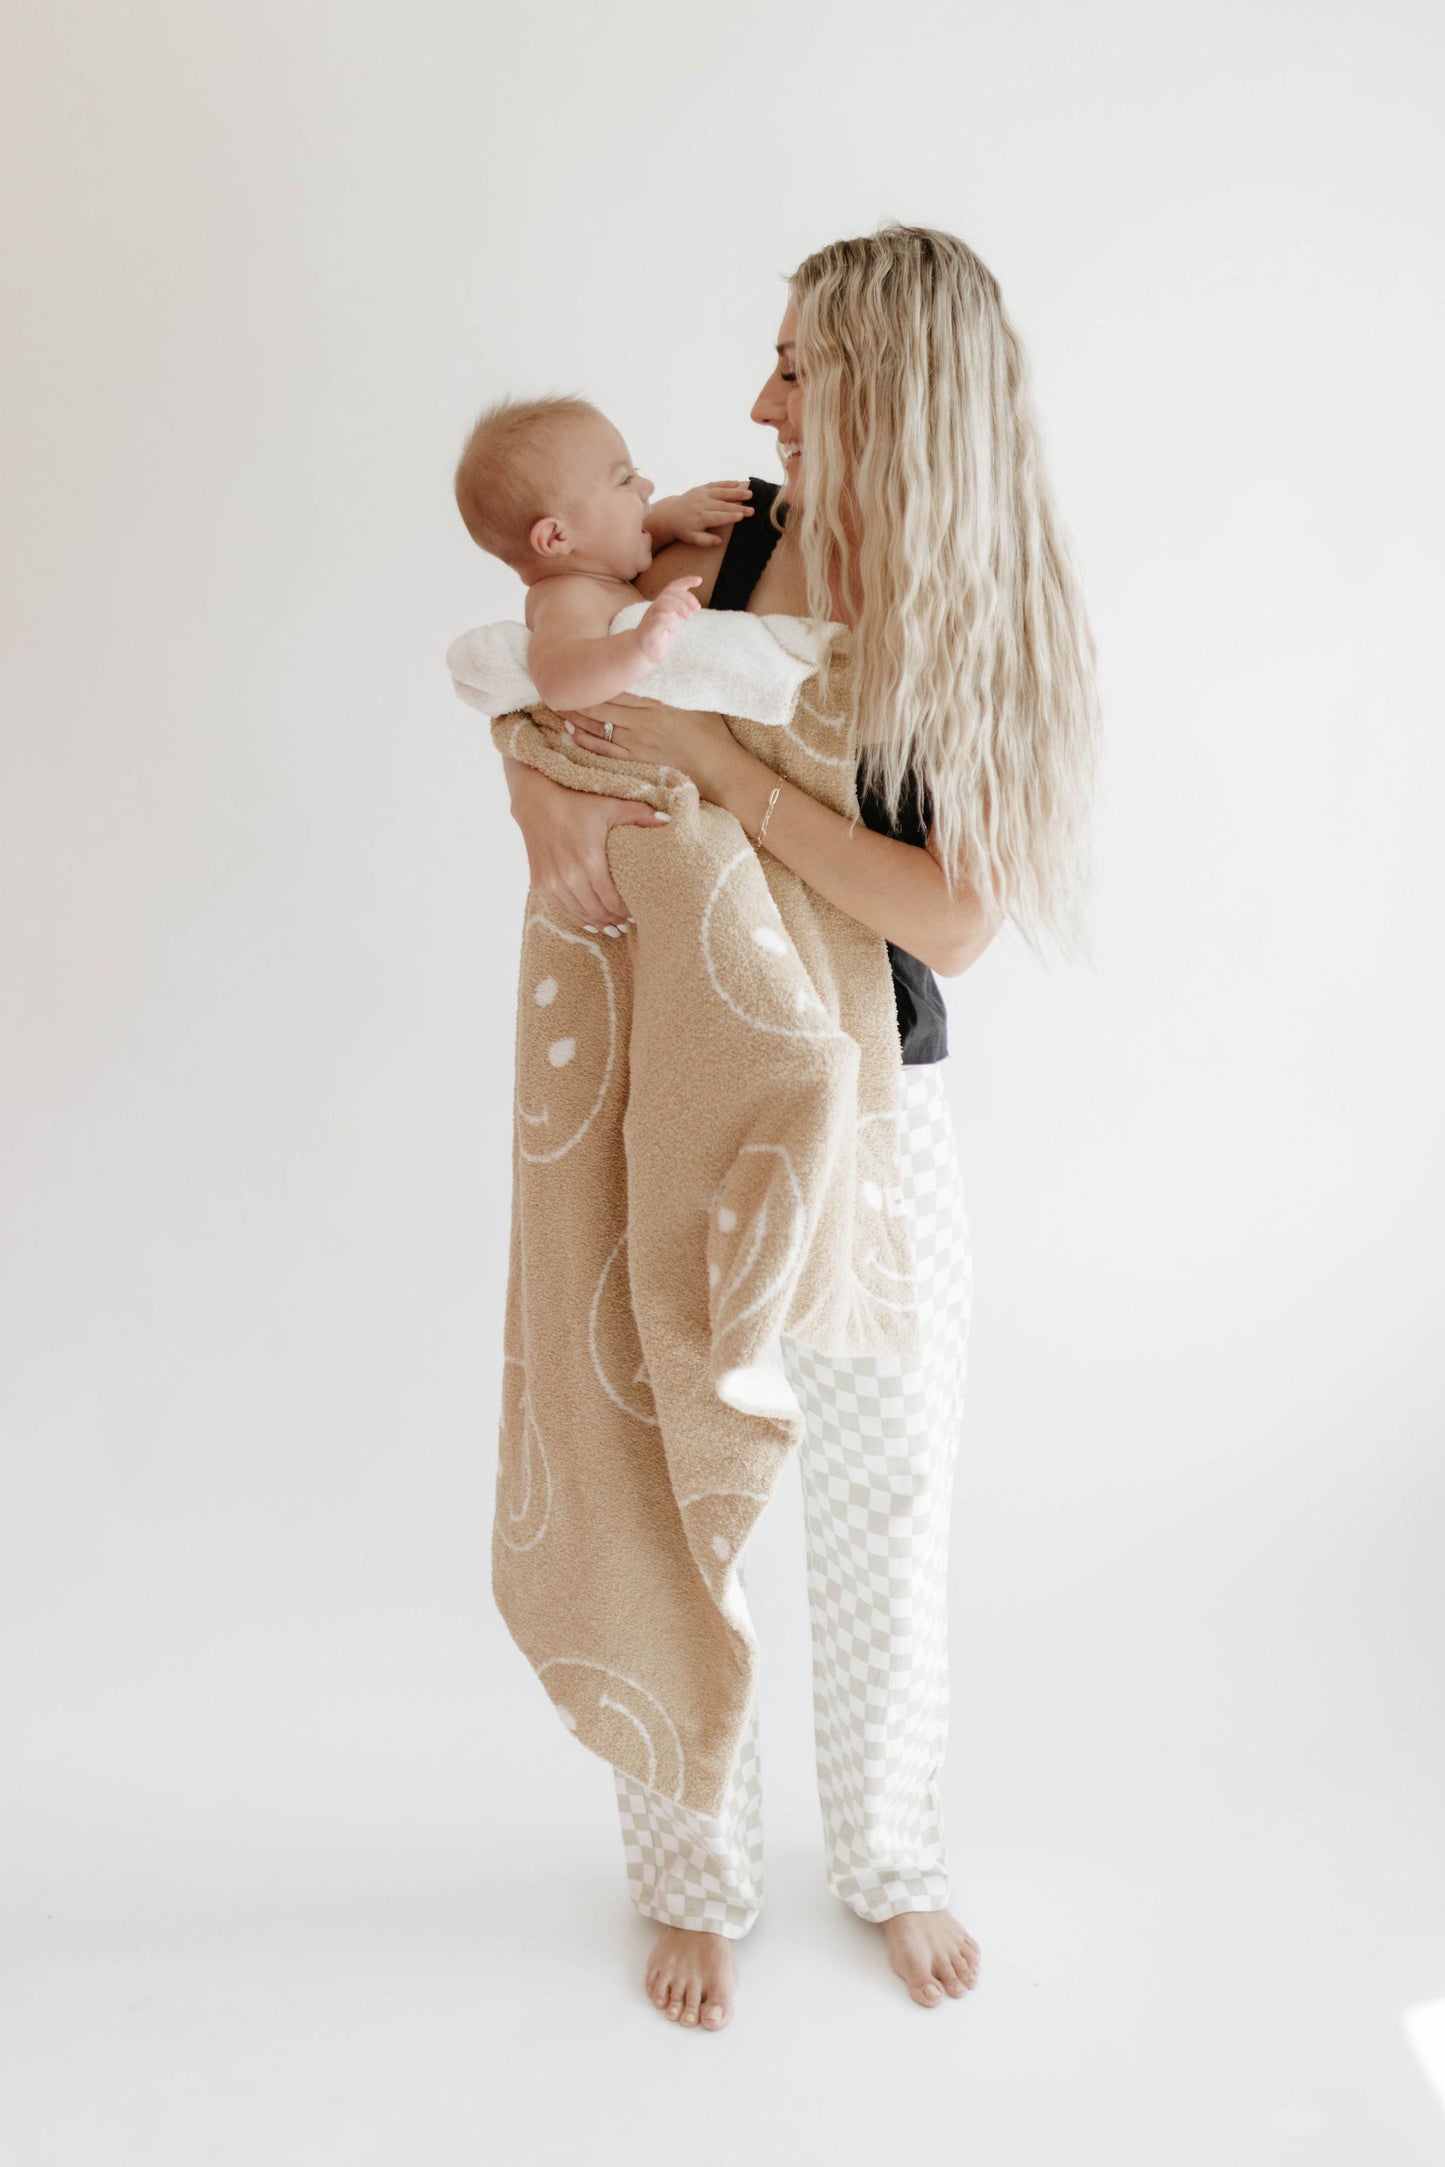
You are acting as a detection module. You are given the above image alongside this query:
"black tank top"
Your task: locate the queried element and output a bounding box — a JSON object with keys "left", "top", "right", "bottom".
{"left": 710, "top": 478, "right": 948, "bottom": 1065}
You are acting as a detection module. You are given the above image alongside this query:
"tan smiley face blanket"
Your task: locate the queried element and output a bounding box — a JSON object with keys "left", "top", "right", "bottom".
{"left": 450, "top": 623, "right": 923, "bottom": 1816}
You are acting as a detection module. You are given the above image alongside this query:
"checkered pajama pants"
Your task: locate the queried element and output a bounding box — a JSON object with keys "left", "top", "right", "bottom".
{"left": 613, "top": 1062, "right": 972, "bottom": 1938}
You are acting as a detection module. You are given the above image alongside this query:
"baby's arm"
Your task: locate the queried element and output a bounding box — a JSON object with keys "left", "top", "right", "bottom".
{"left": 645, "top": 480, "right": 753, "bottom": 551}
{"left": 528, "top": 575, "right": 703, "bottom": 711}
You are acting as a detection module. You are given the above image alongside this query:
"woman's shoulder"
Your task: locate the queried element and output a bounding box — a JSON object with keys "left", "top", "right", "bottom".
{"left": 632, "top": 536, "right": 729, "bottom": 605}
{"left": 634, "top": 476, "right": 785, "bottom": 609}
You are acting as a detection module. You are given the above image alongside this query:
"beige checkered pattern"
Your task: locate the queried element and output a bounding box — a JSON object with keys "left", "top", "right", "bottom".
{"left": 613, "top": 1064, "right": 971, "bottom": 1936}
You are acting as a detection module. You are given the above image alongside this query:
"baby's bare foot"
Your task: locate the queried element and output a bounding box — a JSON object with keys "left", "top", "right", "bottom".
{"left": 645, "top": 1925, "right": 737, "bottom": 2030}
{"left": 880, "top": 1908, "right": 980, "bottom": 2007}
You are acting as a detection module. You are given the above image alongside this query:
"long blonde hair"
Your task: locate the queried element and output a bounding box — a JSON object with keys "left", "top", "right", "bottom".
{"left": 790, "top": 225, "right": 1102, "bottom": 965}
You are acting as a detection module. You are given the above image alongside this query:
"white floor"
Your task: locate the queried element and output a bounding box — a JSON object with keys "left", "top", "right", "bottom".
{"left": 4, "top": 1446, "right": 1443, "bottom": 2167}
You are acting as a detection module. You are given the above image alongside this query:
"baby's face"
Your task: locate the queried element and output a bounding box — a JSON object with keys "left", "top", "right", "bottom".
{"left": 551, "top": 416, "right": 655, "bottom": 581}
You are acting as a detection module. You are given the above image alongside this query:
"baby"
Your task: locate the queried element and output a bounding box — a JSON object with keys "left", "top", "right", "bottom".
{"left": 452, "top": 394, "right": 753, "bottom": 712}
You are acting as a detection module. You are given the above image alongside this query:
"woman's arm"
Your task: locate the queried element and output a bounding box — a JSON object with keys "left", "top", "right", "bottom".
{"left": 632, "top": 536, "right": 727, "bottom": 603}
{"left": 554, "top": 701, "right": 999, "bottom": 978}
{"left": 502, "top": 755, "right": 670, "bottom": 934}
{"left": 708, "top": 738, "right": 998, "bottom": 978}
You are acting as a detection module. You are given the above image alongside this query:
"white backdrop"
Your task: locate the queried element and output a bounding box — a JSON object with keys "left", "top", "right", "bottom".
{"left": 3, "top": 2, "right": 1443, "bottom": 2161}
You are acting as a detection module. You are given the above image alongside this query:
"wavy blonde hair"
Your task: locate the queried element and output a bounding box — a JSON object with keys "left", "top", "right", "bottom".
{"left": 789, "top": 225, "right": 1102, "bottom": 965}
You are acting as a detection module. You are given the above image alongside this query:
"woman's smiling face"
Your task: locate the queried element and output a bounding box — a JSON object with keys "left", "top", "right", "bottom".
{"left": 750, "top": 292, "right": 804, "bottom": 503}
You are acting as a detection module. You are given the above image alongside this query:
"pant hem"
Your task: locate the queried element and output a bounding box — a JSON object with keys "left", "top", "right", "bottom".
{"left": 840, "top": 1888, "right": 951, "bottom": 1924}
{"left": 630, "top": 1898, "right": 759, "bottom": 1942}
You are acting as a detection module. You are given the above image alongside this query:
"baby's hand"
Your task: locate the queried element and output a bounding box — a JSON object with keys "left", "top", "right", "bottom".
{"left": 635, "top": 576, "right": 703, "bottom": 664}
{"left": 661, "top": 480, "right": 754, "bottom": 549}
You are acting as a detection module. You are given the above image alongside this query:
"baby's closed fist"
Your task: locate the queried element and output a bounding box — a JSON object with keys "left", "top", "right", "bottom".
{"left": 636, "top": 576, "right": 703, "bottom": 665}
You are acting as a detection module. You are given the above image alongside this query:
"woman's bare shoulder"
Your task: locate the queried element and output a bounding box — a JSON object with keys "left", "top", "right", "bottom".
{"left": 633, "top": 539, "right": 725, "bottom": 605}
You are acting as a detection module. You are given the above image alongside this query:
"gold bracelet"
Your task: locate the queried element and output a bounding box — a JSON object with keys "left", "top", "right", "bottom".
{"left": 756, "top": 783, "right": 782, "bottom": 848}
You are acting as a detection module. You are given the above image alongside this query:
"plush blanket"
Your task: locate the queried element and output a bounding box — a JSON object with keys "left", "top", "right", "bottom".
{"left": 449, "top": 617, "right": 923, "bottom": 1815}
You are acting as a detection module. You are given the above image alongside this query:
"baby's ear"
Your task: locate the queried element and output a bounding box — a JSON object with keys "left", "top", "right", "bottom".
{"left": 528, "top": 515, "right": 572, "bottom": 561}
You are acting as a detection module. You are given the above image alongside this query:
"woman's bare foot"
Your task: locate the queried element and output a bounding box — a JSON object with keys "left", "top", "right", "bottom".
{"left": 645, "top": 1925, "right": 737, "bottom": 2030}
{"left": 880, "top": 1908, "right": 980, "bottom": 2007}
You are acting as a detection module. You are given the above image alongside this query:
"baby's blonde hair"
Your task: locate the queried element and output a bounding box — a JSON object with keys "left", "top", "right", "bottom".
{"left": 790, "top": 224, "right": 1103, "bottom": 966}
{"left": 454, "top": 394, "right": 600, "bottom": 571}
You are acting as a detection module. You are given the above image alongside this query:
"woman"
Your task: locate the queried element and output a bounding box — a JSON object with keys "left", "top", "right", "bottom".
{"left": 501, "top": 226, "right": 1100, "bottom": 2030}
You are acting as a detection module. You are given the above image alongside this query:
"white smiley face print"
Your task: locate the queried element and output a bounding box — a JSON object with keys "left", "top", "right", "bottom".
{"left": 589, "top": 1229, "right": 658, "bottom": 1426}
{"left": 536, "top": 1657, "right": 686, "bottom": 1799}
{"left": 496, "top": 1351, "right": 551, "bottom": 1551}
{"left": 700, "top": 845, "right": 840, "bottom": 1042}
{"left": 517, "top": 912, "right": 619, "bottom": 1165}
{"left": 785, "top": 684, "right": 856, "bottom": 775}
{"left": 706, "top": 1141, "right": 809, "bottom": 1367}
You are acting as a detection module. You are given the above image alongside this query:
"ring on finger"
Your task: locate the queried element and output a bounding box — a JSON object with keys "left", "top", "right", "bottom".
{"left": 603, "top": 720, "right": 614, "bottom": 742}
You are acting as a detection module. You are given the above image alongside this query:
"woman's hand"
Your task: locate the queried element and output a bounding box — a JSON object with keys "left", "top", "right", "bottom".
{"left": 503, "top": 755, "right": 671, "bottom": 935}
{"left": 551, "top": 694, "right": 743, "bottom": 803}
